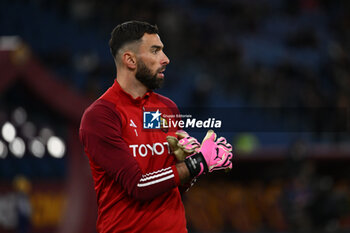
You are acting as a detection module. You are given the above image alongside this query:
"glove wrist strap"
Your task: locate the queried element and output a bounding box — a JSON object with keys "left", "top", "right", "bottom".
{"left": 184, "top": 152, "right": 208, "bottom": 178}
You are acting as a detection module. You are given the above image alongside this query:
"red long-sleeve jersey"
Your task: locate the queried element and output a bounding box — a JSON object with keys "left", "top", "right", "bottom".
{"left": 79, "top": 80, "right": 187, "bottom": 233}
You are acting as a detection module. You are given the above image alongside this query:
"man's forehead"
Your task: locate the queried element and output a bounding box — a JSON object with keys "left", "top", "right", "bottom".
{"left": 141, "top": 33, "right": 163, "bottom": 47}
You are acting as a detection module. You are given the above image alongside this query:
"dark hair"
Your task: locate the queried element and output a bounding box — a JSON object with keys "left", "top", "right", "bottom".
{"left": 109, "top": 21, "right": 159, "bottom": 59}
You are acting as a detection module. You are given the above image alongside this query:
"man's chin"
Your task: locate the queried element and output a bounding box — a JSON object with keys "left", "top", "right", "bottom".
{"left": 150, "top": 77, "right": 164, "bottom": 90}
{"left": 136, "top": 74, "right": 164, "bottom": 90}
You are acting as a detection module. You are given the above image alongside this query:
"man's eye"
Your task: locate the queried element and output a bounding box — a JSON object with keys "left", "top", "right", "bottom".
{"left": 152, "top": 50, "right": 158, "bottom": 54}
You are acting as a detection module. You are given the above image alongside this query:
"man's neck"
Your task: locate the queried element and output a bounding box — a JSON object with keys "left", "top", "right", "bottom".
{"left": 116, "top": 72, "right": 148, "bottom": 99}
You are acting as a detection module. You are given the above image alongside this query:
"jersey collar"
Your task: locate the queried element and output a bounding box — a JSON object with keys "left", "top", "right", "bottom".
{"left": 112, "top": 79, "right": 152, "bottom": 105}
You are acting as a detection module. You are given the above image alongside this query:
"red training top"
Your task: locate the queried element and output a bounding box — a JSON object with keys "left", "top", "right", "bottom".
{"left": 79, "top": 80, "right": 187, "bottom": 233}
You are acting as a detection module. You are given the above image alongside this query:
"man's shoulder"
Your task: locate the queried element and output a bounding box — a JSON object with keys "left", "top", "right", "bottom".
{"left": 81, "top": 99, "right": 120, "bottom": 124}
{"left": 85, "top": 99, "right": 116, "bottom": 114}
{"left": 84, "top": 84, "right": 122, "bottom": 115}
{"left": 152, "top": 92, "right": 178, "bottom": 109}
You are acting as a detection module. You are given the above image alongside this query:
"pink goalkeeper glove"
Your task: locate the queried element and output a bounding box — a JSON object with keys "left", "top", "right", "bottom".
{"left": 184, "top": 130, "right": 233, "bottom": 177}
{"left": 211, "top": 136, "right": 233, "bottom": 172}
{"left": 166, "top": 130, "right": 200, "bottom": 161}
{"left": 177, "top": 132, "right": 200, "bottom": 154}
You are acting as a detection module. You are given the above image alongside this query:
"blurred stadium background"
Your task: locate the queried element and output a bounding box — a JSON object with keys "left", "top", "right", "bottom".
{"left": 1, "top": 0, "right": 350, "bottom": 232}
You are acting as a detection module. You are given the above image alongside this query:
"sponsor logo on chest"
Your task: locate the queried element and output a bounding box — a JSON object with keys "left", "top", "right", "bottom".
{"left": 129, "top": 142, "right": 170, "bottom": 158}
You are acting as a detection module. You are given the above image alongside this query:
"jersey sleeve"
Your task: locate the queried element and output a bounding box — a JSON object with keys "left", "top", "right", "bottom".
{"left": 79, "top": 100, "right": 180, "bottom": 201}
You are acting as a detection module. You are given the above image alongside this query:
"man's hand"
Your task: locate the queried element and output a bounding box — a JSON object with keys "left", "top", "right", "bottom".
{"left": 210, "top": 136, "right": 233, "bottom": 172}
{"left": 166, "top": 130, "right": 200, "bottom": 161}
{"left": 183, "top": 130, "right": 233, "bottom": 177}
{"left": 167, "top": 130, "right": 201, "bottom": 190}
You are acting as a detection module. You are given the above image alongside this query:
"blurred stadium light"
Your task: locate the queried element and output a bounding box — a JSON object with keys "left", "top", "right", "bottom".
{"left": 29, "top": 138, "right": 45, "bottom": 158}
{"left": 0, "top": 140, "right": 8, "bottom": 159}
{"left": 12, "top": 107, "right": 27, "bottom": 126}
{"left": 47, "top": 136, "right": 66, "bottom": 159}
{"left": 1, "top": 122, "right": 16, "bottom": 143}
{"left": 9, "top": 137, "right": 26, "bottom": 158}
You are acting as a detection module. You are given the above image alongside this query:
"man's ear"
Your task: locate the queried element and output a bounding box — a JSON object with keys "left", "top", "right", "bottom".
{"left": 123, "top": 51, "right": 137, "bottom": 69}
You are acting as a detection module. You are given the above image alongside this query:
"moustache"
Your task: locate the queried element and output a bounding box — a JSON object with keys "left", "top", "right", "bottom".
{"left": 157, "top": 66, "right": 167, "bottom": 73}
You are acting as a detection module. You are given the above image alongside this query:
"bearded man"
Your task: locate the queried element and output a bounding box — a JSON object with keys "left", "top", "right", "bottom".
{"left": 79, "top": 21, "right": 233, "bottom": 233}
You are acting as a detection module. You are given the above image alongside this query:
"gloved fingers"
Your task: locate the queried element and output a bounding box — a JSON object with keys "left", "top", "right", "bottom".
{"left": 173, "top": 150, "right": 187, "bottom": 162}
{"left": 202, "top": 130, "right": 217, "bottom": 144}
{"left": 178, "top": 136, "right": 200, "bottom": 154}
{"left": 216, "top": 137, "right": 227, "bottom": 144}
{"left": 182, "top": 148, "right": 198, "bottom": 155}
{"left": 210, "top": 161, "right": 232, "bottom": 172}
{"left": 176, "top": 130, "right": 189, "bottom": 139}
{"left": 178, "top": 137, "right": 200, "bottom": 149}
{"left": 217, "top": 142, "right": 233, "bottom": 152}
{"left": 216, "top": 136, "right": 232, "bottom": 149}
{"left": 178, "top": 137, "right": 197, "bottom": 145}
{"left": 219, "top": 148, "right": 233, "bottom": 162}
{"left": 166, "top": 136, "right": 179, "bottom": 153}
{"left": 167, "top": 136, "right": 188, "bottom": 161}
{"left": 209, "top": 151, "right": 233, "bottom": 172}
{"left": 221, "top": 152, "right": 233, "bottom": 168}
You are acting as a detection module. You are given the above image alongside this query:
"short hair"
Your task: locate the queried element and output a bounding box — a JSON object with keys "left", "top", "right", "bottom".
{"left": 109, "top": 21, "right": 159, "bottom": 60}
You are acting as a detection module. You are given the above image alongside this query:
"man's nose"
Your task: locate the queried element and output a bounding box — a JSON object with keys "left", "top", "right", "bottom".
{"left": 161, "top": 53, "right": 170, "bottom": 65}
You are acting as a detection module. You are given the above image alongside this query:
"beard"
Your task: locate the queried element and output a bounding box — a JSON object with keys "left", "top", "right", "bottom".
{"left": 135, "top": 59, "right": 165, "bottom": 90}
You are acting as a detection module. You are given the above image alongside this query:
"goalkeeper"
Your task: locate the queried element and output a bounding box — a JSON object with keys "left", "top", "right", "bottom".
{"left": 79, "top": 20, "right": 234, "bottom": 233}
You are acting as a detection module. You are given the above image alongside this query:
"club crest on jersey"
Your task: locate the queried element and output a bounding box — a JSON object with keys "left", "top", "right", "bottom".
{"left": 143, "top": 110, "right": 161, "bottom": 129}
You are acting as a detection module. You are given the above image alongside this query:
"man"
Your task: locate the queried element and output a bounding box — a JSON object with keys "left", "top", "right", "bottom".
{"left": 79, "top": 21, "right": 233, "bottom": 233}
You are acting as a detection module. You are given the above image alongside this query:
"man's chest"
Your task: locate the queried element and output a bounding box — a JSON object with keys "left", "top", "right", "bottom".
{"left": 119, "top": 105, "right": 176, "bottom": 172}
